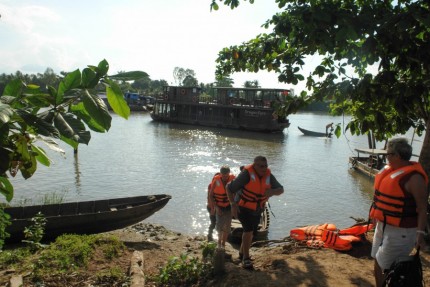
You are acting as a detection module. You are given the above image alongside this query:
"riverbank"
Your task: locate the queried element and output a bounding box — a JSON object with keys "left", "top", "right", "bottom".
{"left": 108, "top": 223, "right": 430, "bottom": 286}
{"left": 2, "top": 223, "right": 430, "bottom": 286}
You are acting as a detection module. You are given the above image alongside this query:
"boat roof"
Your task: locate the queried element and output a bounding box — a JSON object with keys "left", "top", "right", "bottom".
{"left": 354, "top": 148, "right": 387, "bottom": 155}
{"left": 354, "top": 148, "right": 419, "bottom": 157}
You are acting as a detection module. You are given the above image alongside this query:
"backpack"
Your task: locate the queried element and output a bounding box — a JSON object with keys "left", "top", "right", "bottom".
{"left": 383, "top": 249, "right": 423, "bottom": 287}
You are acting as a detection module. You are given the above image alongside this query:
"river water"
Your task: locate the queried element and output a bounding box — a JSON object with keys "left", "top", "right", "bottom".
{"left": 6, "top": 112, "right": 424, "bottom": 240}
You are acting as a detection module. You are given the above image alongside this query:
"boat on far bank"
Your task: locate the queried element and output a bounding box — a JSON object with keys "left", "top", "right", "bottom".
{"left": 4, "top": 194, "right": 172, "bottom": 243}
{"left": 349, "top": 148, "right": 387, "bottom": 178}
{"left": 150, "top": 86, "right": 292, "bottom": 133}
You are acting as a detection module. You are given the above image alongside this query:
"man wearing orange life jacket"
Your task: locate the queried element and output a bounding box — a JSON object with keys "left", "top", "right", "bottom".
{"left": 227, "top": 156, "right": 284, "bottom": 269}
{"left": 206, "top": 172, "right": 220, "bottom": 241}
{"left": 369, "top": 138, "right": 429, "bottom": 287}
{"left": 208, "top": 165, "right": 236, "bottom": 249}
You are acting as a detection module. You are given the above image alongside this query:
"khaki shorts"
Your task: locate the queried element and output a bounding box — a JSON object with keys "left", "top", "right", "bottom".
{"left": 216, "top": 207, "right": 232, "bottom": 233}
{"left": 371, "top": 220, "right": 417, "bottom": 270}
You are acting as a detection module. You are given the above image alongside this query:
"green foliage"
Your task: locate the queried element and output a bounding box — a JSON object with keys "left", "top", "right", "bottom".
{"left": 36, "top": 234, "right": 124, "bottom": 272}
{"left": 212, "top": 0, "right": 430, "bottom": 136}
{"left": 0, "top": 60, "right": 147, "bottom": 201}
{"left": 0, "top": 233, "right": 126, "bottom": 285}
{"left": 154, "top": 252, "right": 213, "bottom": 286}
{"left": 0, "top": 206, "right": 10, "bottom": 249}
{"left": 22, "top": 212, "right": 47, "bottom": 251}
{"left": 95, "top": 266, "right": 129, "bottom": 285}
{"left": 201, "top": 240, "right": 217, "bottom": 261}
{"left": 0, "top": 247, "right": 31, "bottom": 266}
{"left": 211, "top": 0, "right": 430, "bottom": 175}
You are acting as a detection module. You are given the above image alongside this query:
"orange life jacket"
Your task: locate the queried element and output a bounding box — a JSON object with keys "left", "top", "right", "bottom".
{"left": 290, "top": 223, "right": 337, "bottom": 241}
{"left": 369, "top": 162, "right": 428, "bottom": 227}
{"left": 321, "top": 230, "right": 353, "bottom": 251}
{"left": 338, "top": 224, "right": 374, "bottom": 236}
{"left": 212, "top": 174, "right": 235, "bottom": 208}
{"left": 237, "top": 164, "right": 271, "bottom": 211}
{"left": 207, "top": 172, "right": 220, "bottom": 207}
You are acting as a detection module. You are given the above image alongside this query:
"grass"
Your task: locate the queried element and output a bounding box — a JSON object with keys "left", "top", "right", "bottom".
{"left": 0, "top": 233, "right": 129, "bottom": 286}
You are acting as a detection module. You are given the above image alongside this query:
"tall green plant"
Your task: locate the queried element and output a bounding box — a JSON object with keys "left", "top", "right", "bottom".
{"left": 0, "top": 60, "right": 148, "bottom": 202}
{"left": 0, "top": 206, "right": 11, "bottom": 249}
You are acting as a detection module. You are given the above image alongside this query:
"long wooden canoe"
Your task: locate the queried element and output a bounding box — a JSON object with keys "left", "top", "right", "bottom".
{"left": 4, "top": 194, "right": 172, "bottom": 243}
{"left": 298, "top": 126, "right": 331, "bottom": 137}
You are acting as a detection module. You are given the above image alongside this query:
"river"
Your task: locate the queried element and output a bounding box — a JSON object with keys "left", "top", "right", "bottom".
{"left": 6, "top": 112, "right": 424, "bottom": 240}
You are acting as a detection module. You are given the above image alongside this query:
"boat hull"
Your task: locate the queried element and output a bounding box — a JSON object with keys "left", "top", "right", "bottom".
{"left": 4, "top": 194, "right": 171, "bottom": 243}
{"left": 298, "top": 126, "right": 330, "bottom": 137}
{"left": 229, "top": 205, "right": 270, "bottom": 242}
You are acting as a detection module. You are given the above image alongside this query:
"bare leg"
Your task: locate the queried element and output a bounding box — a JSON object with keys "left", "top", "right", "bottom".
{"left": 241, "top": 231, "right": 253, "bottom": 259}
{"left": 374, "top": 260, "right": 384, "bottom": 287}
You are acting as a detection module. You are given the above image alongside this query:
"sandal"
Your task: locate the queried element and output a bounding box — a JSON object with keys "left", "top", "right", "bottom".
{"left": 242, "top": 258, "right": 253, "bottom": 269}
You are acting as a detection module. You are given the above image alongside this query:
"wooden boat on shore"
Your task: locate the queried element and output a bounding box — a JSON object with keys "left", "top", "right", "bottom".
{"left": 229, "top": 205, "right": 270, "bottom": 242}
{"left": 4, "top": 194, "right": 172, "bottom": 243}
{"left": 150, "top": 86, "right": 291, "bottom": 133}
{"left": 349, "top": 148, "right": 388, "bottom": 178}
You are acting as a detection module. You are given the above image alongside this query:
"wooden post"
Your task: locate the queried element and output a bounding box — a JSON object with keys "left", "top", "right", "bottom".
{"left": 213, "top": 247, "right": 225, "bottom": 275}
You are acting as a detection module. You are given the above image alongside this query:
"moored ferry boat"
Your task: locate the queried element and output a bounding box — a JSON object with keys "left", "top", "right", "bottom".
{"left": 150, "top": 86, "right": 292, "bottom": 133}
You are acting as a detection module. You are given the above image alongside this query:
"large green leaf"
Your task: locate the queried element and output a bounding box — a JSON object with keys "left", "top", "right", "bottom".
{"left": 35, "top": 135, "right": 65, "bottom": 155}
{"left": 16, "top": 110, "right": 60, "bottom": 138}
{"left": 70, "top": 102, "right": 106, "bottom": 132}
{"left": 82, "top": 68, "right": 99, "bottom": 88}
{"left": 16, "top": 135, "right": 31, "bottom": 162}
{"left": 19, "top": 154, "right": 37, "bottom": 179}
{"left": 31, "top": 144, "right": 51, "bottom": 167}
{"left": 105, "top": 79, "right": 130, "bottom": 119}
{"left": 109, "top": 71, "right": 149, "bottom": 81}
{"left": 81, "top": 91, "right": 112, "bottom": 131}
{"left": 0, "top": 176, "right": 13, "bottom": 202}
{"left": 0, "top": 103, "right": 14, "bottom": 124}
{"left": 57, "top": 69, "right": 82, "bottom": 105}
{"left": 54, "top": 113, "right": 91, "bottom": 144}
{"left": 2, "top": 79, "right": 23, "bottom": 98}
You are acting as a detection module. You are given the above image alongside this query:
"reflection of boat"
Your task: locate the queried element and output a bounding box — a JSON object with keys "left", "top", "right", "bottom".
{"left": 229, "top": 204, "right": 270, "bottom": 242}
{"left": 151, "top": 86, "right": 292, "bottom": 133}
{"left": 349, "top": 148, "right": 387, "bottom": 178}
{"left": 298, "top": 126, "right": 331, "bottom": 137}
{"left": 4, "top": 194, "right": 172, "bottom": 243}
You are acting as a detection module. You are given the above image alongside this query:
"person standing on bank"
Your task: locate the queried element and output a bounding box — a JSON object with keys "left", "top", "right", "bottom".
{"left": 226, "top": 156, "right": 284, "bottom": 269}
{"left": 206, "top": 173, "right": 219, "bottom": 241}
{"left": 369, "top": 138, "right": 429, "bottom": 287}
{"left": 209, "top": 165, "right": 236, "bottom": 249}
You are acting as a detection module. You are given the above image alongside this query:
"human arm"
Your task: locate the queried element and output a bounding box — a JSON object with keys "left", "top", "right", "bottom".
{"left": 406, "top": 173, "right": 428, "bottom": 249}
{"left": 265, "top": 174, "right": 284, "bottom": 197}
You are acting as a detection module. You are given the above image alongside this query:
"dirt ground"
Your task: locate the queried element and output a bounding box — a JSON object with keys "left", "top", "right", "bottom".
{"left": 110, "top": 223, "right": 430, "bottom": 287}
{"left": 1, "top": 222, "right": 430, "bottom": 286}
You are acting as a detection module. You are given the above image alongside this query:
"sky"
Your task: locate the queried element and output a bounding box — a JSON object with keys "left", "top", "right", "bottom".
{"left": 0, "top": 0, "right": 306, "bottom": 92}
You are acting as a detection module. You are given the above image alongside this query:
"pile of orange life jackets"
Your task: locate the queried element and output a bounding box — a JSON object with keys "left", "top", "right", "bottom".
{"left": 290, "top": 223, "right": 374, "bottom": 251}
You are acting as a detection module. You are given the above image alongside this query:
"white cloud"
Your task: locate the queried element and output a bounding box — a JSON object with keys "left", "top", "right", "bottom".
{"left": 0, "top": 0, "right": 297, "bottom": 90}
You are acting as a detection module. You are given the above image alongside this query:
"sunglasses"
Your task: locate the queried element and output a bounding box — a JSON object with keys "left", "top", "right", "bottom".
{"left": 256, "top": 164, "right": 268, "bottom": 168}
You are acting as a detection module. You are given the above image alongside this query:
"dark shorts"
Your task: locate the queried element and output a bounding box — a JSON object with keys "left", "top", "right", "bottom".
{"left": 238, "top": 206, "right": 261, "bottom": 233}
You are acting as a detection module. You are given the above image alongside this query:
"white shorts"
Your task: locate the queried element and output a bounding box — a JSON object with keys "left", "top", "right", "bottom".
{"left": 371, "top": 220, "right": 417, "bottom": 270}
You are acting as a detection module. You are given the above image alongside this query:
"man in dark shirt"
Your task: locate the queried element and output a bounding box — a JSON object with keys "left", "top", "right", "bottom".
{"left": 226, "top": 156, "right": 284, "bottom": 269}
